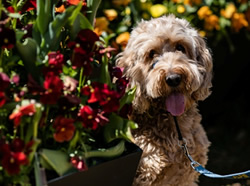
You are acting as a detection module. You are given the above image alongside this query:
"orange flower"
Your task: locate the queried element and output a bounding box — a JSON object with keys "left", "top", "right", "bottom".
{"left": 184, "top": 0, "right": 201, "bottom": 6}
{"left": 67, "top": 0, "right": 81, "bottom": 5}
{"left": 104, "top": 9, "right": 118, "bottom": 21}
{"left": 116, "top": 32, "right": 130, "bottom": 49}
{"left": 112, "top": 0, "right": 131, "bottom": 6}
{"left": 231, "top": 13, "right": 249, "bottom": 32}
{"left": 197, "top": 6, "right": 212, "bottom": 20}
{"left": 53, "top": 116, "right": 75, "bottom": 143}
{"left": 9, "top": 103, "right": 36, "bottom": 126}
{"left": 220, "top": 3, "right": 236, "bottom": 19}
{"left": 204, "top": 15, "right": 220, "bottom": 31}
{"left": 55, "top": 4, "right": 65, "bottom": 13}
{"left": 94, "top": 17, "right": 109, "bottom": 36}
{"left": 171, "top": 0, "right": 182, "bottom": 3}
{"left": 245, "top": 8, "right": 250, "bottom": 25}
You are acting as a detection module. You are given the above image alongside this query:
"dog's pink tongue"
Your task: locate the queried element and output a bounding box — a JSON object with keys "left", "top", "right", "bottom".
{"left": 166, "top": 93, "right": 185, "bottom": 116}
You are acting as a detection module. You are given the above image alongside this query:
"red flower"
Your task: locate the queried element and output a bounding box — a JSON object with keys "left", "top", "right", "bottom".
{"left": 0, "top": 139, "right": 32, "bottom": 175}
{"left": 0, "top": 25, "right": 16, "bottom": 49}
{"left": 115, "top": 77, "right": 129, "bottom": 96}
{"left": 0, "top": 92, "right": 6, "bottom": 107}
{"left": 9, "top": 103, "right": 36, "bottom": 127}
{"left": 68, "top": 29, "right": 99, "bottom": 72}
{"left": 78, "top": 105, "right": 108, "bottom": 130}
{"left": 44, "top": 51, "right": 64, "bottom": 75}
{"left": 0, "top": 72, "right": 10, "bottom": 91}
{"left": 81, "top": 82, "right": 120, "bottom": 113}
{"left": 78, "top": 105, "right": 98, "bottom": 130}
{"left": 40, "top": 72, "right": 63, "bottom": 104}
{"left": 70, "top": 156, "right": 87, "bottom": 171}
{"left": 53, "top": 116, "right": 75, "bottom": 143}
{"left": 6, "top": 6, "right": 15, "bottom": 13}
{"left": 21, "top": 0, "right": 36, "bottom": 12}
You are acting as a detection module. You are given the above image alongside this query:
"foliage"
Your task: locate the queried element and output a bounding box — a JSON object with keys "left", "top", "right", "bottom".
{"left": 0, "top": 0, "right": 137, "bottom": 185}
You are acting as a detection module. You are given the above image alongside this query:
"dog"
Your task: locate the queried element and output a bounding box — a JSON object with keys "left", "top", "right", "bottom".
{"left": 116, "top": 15, "right": 213, "bottom": 186}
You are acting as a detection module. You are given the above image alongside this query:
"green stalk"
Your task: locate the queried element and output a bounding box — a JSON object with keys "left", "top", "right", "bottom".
{"left": 78, "top": 67, "right": 85, "bottom": 95}
{"left": 32, "top": 104, "right": 44, "bottom": 139}
{"left": 12, "top": 0, "right": 18, "bottom": 29}
{"left": 0, "top": 0, "right": 2, "bottom": 21}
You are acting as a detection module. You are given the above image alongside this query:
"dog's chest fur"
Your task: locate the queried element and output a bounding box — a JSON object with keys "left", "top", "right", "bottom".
{"left": 130, "top": 105, "right": 210, "bottom": 186}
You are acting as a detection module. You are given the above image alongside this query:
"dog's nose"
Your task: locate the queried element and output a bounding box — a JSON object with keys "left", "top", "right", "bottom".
{"left": 166, "top": 74, "right": 182, "bottom": 87}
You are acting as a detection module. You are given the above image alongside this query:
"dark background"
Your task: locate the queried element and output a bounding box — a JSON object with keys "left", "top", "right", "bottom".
{"left": 199, "top": 33, "right": 250, "bottom": 186}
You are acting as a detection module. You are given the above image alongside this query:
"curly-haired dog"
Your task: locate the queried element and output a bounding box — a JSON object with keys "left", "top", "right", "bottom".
{"left": 117, "top": 15, "right": 213, "bottom": 186}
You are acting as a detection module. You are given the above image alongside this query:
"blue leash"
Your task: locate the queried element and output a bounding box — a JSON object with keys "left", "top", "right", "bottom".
{"left": 173, "top": 116, "right": 250, "bottom": 179}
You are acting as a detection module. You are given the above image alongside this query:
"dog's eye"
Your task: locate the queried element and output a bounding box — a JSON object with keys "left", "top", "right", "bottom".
{"left": 176, "top": 44, "right": 185, "bottom": 53}
{"left": 149, "top": 50, "right": 156, "bottom": 58}
{"left": 152, "top": 60, "right": 159, "bottom": 69}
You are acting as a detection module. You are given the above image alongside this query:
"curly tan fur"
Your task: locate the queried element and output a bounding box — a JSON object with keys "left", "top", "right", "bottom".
{"left": 117, "top": 15, "right": 213, "bottom": 186}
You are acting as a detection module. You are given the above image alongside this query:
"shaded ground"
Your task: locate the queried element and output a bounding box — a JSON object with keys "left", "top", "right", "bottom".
{"left": 198, "top": 34, "right": 250, "bottom": 186}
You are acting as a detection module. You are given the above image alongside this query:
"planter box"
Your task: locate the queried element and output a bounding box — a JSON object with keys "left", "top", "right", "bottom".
{"left": 47, "top": 143, "right": 142, "bottom": 186}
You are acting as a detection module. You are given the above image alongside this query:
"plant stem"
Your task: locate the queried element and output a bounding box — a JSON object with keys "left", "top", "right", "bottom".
{"left": 33, "top": 104, "right": 43, "bottom": 139}
{"left": 0, "top": 0, "right": 2, "bottom": 21}
{"left": 78, "top": 67, "right": 85, "bottom": 95}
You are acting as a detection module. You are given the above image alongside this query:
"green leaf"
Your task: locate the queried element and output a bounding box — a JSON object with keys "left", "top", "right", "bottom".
{"left": 87, "top": 0, "right": 102, "bottom": 26}
{"left": 119, "top": 86, "right": 136, "bottom": 110}
{"left": 16, "top": 38, "right": 40, "bottom": 82}
{"left": 15, "top": 30, "right": 26, "bottom": 41}
{"left": 70, "top": 13, "right": 93, "bottom": 40}
{"left": 43, "top": 5, "right": 76, "bottom": 51}
{"left": 67, "top": 3, "right": 93, "bottom": 39}
{"left": 99, "top": 55, "right": 112, "bottom": 86}
{"left": 84, "top": 140, "right": 125, "bottom": 159}
{"left": 36, "top": 0, "right": 55, "bottom": 35}
{"left": 40, "top": 149, "right": 73, "bottom": 176}
{"left": 103, "top": 113, "right": 138, "bottom": 143}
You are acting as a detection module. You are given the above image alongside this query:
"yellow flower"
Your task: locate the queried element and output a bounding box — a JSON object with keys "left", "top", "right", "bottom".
{"left": 197, "top": 6, "right": 212, "bottom": 20}
{"left": 204, "top": 15, "right": 220, "bottom": 31}
{"left": 199, "top": 30, "right": 206, "bottom": 37}
{"left": 177, "top": 5, "right": 185, "bottom": 14}
{"left": 150, "top": 4, "right": 168, "bottom": 18}
{"left": 116, "top": 32, "right": 130, "bottom": 48}
{"left": 94, "top": 17, "right": 109, "bottom": 36}
{"left": 231, "top": 13, "right": 249, "bottom": 32}
{"left": 112, "top": 0, "right": 131, "bottom": 6}
{"left": 125, "top": 7, "right": 131, "bottom": 15}
{"left": 220, "top": 3, "right": 236, "bottom": 19}
{"left": 104, "top": 9, "right": 118, "bottom": 21}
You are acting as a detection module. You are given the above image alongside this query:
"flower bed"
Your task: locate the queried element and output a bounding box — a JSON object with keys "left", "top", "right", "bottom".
{"left": 0, "top": 0, "right": 138, "bottom": 185}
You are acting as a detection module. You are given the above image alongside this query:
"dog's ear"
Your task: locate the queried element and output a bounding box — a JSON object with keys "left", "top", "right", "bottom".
{"left": 192, "top": 36, "right": 213, "bottom": 101}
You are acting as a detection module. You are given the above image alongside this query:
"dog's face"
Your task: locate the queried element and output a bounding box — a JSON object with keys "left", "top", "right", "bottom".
{"left": 117, "top": 15, "right": 213, "bottom": 115}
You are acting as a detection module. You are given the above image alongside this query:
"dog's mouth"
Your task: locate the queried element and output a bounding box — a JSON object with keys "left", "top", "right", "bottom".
{"left": 166, "top": 92, "right": 185, "bottom": 116}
